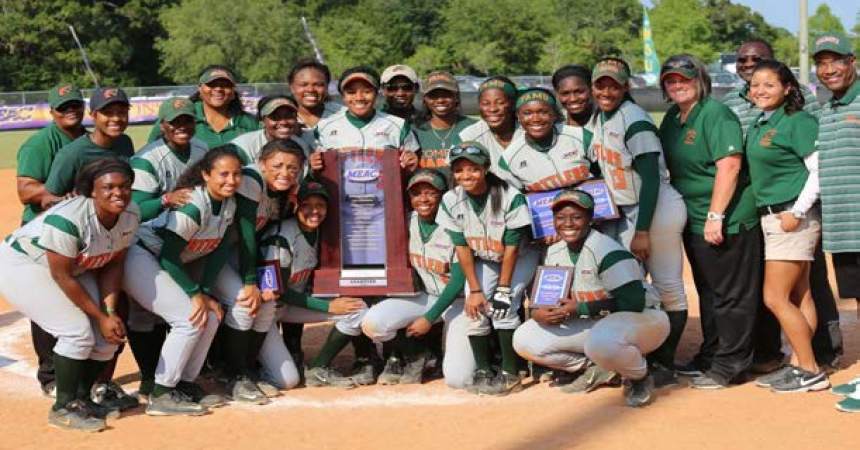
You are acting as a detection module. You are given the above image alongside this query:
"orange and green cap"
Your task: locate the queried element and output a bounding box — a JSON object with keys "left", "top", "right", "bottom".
{"left": 407, "top": 169, "right": 448, "bottom": 192}
{"left": 259, "top": 96, "right": 298, "bottom": 118}
{"left": 48, "top": 83, "right": 83, "bottom": 109}
{"left": 593, "top": 58, "right": 631, "bottom": 85}
{"left": 158, "top": 97, "right": 195, "bottom": 122}
{"left": 660, "top": 56, "right": 698, "bottom": 81}
{"left": 199, "top": 67, "right": 236, "bottom": 85}
{"left": 813, "top": 32, "right": 854, "bottom": 57}
{"left": 422, "top": 71, "right": 458, "bottom": 94}
{"left": 551, "top": 189, "right": 595, "bottom": 213}
{"left": 298, "top": 181, "right": 330, "bottom": 201}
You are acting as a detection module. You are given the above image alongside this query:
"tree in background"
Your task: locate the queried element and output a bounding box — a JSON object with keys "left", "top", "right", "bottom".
{"left": 156, "top": 0, "right": 309, "bottom": 83}
{"left": 0, "top": 0, "right": 172, "bottom": 91}
{"left": 852, "top": 10, "right": 860, "bottom": 55}
{"left": 650, "top": 0, "right": 717, "bottom": 63}
{"left": 809, "top": 4, "right": 845, "bottom": 37}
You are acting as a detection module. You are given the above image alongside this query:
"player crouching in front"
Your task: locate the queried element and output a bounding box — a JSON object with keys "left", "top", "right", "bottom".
{"left": 0, "top": 159, "right": 140, "bottom": 431}
{"left": 513, "top": 189, "right": 669, "bottom": 407}
{"left": 360, "top": 169, "right": 463, "bottom": 385}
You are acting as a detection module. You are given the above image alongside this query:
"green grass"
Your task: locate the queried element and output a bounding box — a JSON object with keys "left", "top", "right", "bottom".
{"left": 0, "top": 114, "right": 666, "bottom": 171}
{"left": 0, "top": 124, "right": 153, "bottom": 170}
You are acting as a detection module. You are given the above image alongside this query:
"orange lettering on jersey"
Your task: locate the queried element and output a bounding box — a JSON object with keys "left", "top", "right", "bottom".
{"left": 186, "top": 238, "right": 221, "bottom": 254}
{"left": 465, "top": 237, "right": 504, "bottom": 256}
{"left": 574, "top": 289, "right": 608, "bottom": 302}
{"left": 419, "top": 149, "right": 450, "bottom": 170}
{"left": 409, "top": 253, "right": 450, "bottom": 275}
{"left": 76, "top": 252, "right": 118, "bottom": 270}
{"left": 525, "top": 164, "right": 590, "bottom": 191}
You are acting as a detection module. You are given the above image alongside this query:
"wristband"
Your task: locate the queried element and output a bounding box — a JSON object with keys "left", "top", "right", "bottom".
{"left": 161, "top": 194, "right": 169, "bottom": 207}
{"left": 104, "top": 306, "right": 116, "bottom": 315}
{"left": 706, "top": 211, "right": 725, "bottom": 221}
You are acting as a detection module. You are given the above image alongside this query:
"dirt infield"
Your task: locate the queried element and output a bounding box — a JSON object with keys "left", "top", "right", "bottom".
{"left": 0, "top": 167, "right": 858, "bottom": 450}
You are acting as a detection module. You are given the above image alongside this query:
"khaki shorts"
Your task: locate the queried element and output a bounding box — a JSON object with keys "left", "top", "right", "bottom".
{"left": 761, "top": 206, "right": 821, "bottom": 261}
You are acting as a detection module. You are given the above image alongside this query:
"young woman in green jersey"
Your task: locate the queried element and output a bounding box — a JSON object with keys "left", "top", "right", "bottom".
{"left": 0, "top": 159, "right": 139, "bottom": 432}
{"left": 744, "top": 61, "right": 828, "bottom": 393}
{"left": 414, "top": 71, "right": 476, "bottom": 178}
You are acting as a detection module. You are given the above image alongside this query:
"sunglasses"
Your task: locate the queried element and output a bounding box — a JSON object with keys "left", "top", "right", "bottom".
{"left": 385, "top": 83, "right": 415, "bottom": 92}
{"left": 450, "top": 145, "right": 484, "bottom": 157}
{"left": 738, "top": 56, "right": 763, "bottom": 64}
{"left": 662, "top": 59, "right": 695, "bottom": 72}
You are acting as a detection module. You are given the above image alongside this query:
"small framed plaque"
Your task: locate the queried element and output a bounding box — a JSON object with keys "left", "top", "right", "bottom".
{"left": 525, "top": 189, "right": 560, "bottom": 240}
{"left": 257, "top": 259, "right": 283, "bottom": 295}
{"left": 577, "top": 179, "right": 620, "bottom": 221}
{"left": 530, "top": 266, "right": 574, "bottom": 308}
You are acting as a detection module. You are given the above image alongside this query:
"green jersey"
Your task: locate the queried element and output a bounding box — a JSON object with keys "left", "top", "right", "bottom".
{"left": 818, "top": 80, "right": 860, "bottom": 253}
{"left": 147, "top": 100, "right": 259, "bottom": 149}
{"left": 16, "top": 122, "right": 85, "bottom": 223}
{"left": 745, "top": 106, "right": 818, "bottom": 207}
{"left": 45, "top": 133, "right": 135, "bottom": 196}
{"left": 658, "top": 96, "right": 758, "bottom": 235}
{"left": 414, "top": 116, "right": 477, "bottom": 179}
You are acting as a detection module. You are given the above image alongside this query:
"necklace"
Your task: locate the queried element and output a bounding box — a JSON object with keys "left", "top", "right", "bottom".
{"left": 430, "top": 124, "right": 456, "bottom": 148}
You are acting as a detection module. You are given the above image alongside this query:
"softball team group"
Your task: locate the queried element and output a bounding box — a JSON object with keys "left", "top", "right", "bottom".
{"left": 6, "top": 30, "right": 860, "bottom": 433}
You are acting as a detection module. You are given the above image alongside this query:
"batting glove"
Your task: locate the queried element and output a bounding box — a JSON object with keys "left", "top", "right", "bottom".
{"left": 490, "top": 286, "right": 513, "bottom": 320}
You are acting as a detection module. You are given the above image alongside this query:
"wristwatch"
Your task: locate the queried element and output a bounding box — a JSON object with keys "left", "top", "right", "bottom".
{"left": 791, "top": 209, "right": 807, "bottom": 219}
{"left": 706, "top": 211, "right": 725, "bottom": 221}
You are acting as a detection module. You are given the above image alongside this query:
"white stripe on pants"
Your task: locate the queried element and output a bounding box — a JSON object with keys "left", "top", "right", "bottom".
{"left": 122, "top": 245, "right": 219, "bottom": 388}
{"left": 513, "top": 309, "right": 670, "bottom": 379}
{"left": 0, "top": 244, "right": 117, "bottom": 361}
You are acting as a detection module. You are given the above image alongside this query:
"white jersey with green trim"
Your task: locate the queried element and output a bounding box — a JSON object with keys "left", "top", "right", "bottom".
{"left": 498, "top": 123, "right": 591, "bottom": 192}
{"left": 315, "top": 110, "right": 419, "bottom": 152}
{"left": 544, "top": 229, "right": 659, "bottom": 307}
{"left": 231, "top": 129, "right": 311, "bottom": 166}
{"left": 587, "top": 100, "right": 669, "bottom": 205}
{"left": 6, "top": 196, "right": 140, "bottom": 275}
{"left": 458, "top": 120, "right": 523, "bottom": 185}
{"left": 258, "top": 218, "right": 318, "bottom": 293}
{"left": 436, "top": 184, "right": 531, "bottom": 263}
{"left": 137, "top": 185, "right": 236, "bottom": 263}
{"left": 131, "top": 138, "right": 208, "bottom": 195}
{"left": 408, "top": 213, "right": 456, "bottom": 297}
{"left": 298, "top": 101, "right": 346, "bottom": 149}
{"left": 237, "top": 164, "right": 287, "bottom": 231}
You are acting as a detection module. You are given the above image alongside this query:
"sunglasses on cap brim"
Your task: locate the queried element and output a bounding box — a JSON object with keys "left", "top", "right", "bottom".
{"left": 661, "top": 59, "right": 696, "bottom": 73}
{"left": 450, "top": 145, "right": 484, "bottom": 157}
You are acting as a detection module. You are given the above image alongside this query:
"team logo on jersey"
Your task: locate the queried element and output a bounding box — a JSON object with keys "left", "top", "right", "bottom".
{"left": 374, "top": 131, "right": 390, "bottom": 137}
{"left": 759, "top": 129, "right": 777, "bottom": 147}
{"left": 684, "top": 129, "right": 697, "bottom": 145}
{"left": 329, "top": 130, "right": 338, "bottom": 136}
{"left": 608, "top": 131, "right": 620, "bottom": 139}
{"left": 489, "top": 219, "right": 504, "bottom": 226}
{"left": 519, "top": 160, "right": 528, "bottom": 168}
{"left": 346, "top": 167, "right": 380, "bottom": 182}
{"left": 102, "top": 88, "right": 117, "bottom": 99}
{"left": 562, "top": 151, "right": 578, "bottom": 159}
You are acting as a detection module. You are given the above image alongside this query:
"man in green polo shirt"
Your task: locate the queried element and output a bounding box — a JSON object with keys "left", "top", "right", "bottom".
{"left": 14, "top": 83, "right": 87, "bottom": 398}
{"left": 147, "top": 66, "right": 259, "bottom": 148}
{"left": 813, "top": 31, "right": 860, "bottom": 413}
{"left": 45, "top": 87, "right": 135, "bottom": 196}
{"left": 721, "top": 38, "right": 843, "bottom": 374}
{"left": 16, "top": 84, "right": 87, "bottom": 224}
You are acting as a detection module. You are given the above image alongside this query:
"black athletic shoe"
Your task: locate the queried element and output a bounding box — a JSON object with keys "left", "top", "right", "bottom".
{"left": 467, "top": 369, "right": 495, "bottom": 394}
{"left": 675, "top": 361, "right": 705, "bottom": 377}
{"left": 146, "top": 389, "right": 207, "bottom": 416}
{"left": 49, "top": 400, "right": 105, "bottom": 432}
{"left": 399, "top": 354, "right": 426, "bottom": 385}
{"left": 754, "top": 365, "right": 792, "bottom": 388}
{"left": 770, "top": 367, "right": 830, "bottom": 393}
{"left": 624, "top": 375, "right": 654, "bottom": 407}
{"left": 92, "top": 381, "right": 139, "bottom": 411}
{"left": 650, "top": 363, "right": 679, "bottom": 389}
{"left": 176, "top": 381, "right": 227, "bottom": 408}
{"left": 690, "top": 373, "right": 728, "bottom": 390}
{"left": 377, "top": 356, "right": 404, "bottom": 385}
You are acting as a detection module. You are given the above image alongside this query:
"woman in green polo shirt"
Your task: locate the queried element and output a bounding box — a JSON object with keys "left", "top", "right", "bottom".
{"left": 148, "top": 65, "right": 259, "bottom": 148}
{"left": 744, "top": 60, "right": 828, "bottom": 393}
{"left": 658, "top": 54, "right": 761, "bottom": 390}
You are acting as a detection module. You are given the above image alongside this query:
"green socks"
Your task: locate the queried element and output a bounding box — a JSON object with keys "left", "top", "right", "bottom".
{"left": 127, "top": 327, "right": 167, "bottom": 389}
{"left": 497, "top": 329, "right": 518, "bottom": 375}
{"left": 77, "top": 359, "right": 107, "bottom": 400}
{"left": 309, "top": 328, "right": 352, "bottom": 368}
{"left": 222, "top": 326, "right": 252, "bottom": 377}
{"left": 468, "top": 335, "right": 492, "bottom": 371}
{"left": 52, "top": 353, "right": 86, "bottom": 410}
{"left": 395, "top": 329, "right": 426, "bottom": 360}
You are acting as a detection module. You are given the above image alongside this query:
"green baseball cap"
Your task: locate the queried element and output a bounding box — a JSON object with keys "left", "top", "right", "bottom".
{"left": 448, "top": 141, "right": 490, "bottom": 168}
{"left": 259, "top": 96, "right": 298, "bottom": 118}
{"left": 593, "top": 58, "right": 630, "bottom": 85}
{"left": 199, "top": 67, "right": 236, "bottom": 85}
{"left": 407, "top": 169, "right": 448, "bottom": 192}
{"left": 89, "top": 87, "right": 130, "bottom": 112}
{"left": 813, "top": 32, "right": 854, "bottom": 57}
{"left": 48, "top": 83, "right": 83, "bottom": 109}
{"left": 660, "top": 56, "right": 698, "bottom": 81}
{"left": 298, "top": 181, "right": 330, "bottom": 201}
{"left": 158, "top": 97, "right": 195, "bottom": 122}
{"left": 551, "top": 189, "right": 595, "bottom": 212}
{"left": 422, "top": 71, "right": 459, "bottom": 94}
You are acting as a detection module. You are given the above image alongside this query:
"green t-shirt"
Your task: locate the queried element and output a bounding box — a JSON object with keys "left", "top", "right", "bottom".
{"left": 746, "top": 106, "right": 818, "bottom": 207}
{"left": 658, "top": 96, "right": 758, "bottom": 235}
{"left": 16, "top": 122, "right": 85, "bottom": 223}
{"left": 414, "top": 116, "right": 477, "bottom": 182}
{"left": 721, "top": 84, "right": 820, "bottom": 137}
{"left": 147, "top": 100, "right": 259, "bottom": 149}
{"left": 45, "top": 133, "right": 135, "bottom": 196}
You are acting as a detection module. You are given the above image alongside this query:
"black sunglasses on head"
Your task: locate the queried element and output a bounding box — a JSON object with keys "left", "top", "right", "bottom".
{"left": 450, "top": 145, "right": 484, "bottom": 157}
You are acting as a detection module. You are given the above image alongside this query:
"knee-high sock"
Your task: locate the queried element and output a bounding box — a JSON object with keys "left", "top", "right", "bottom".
{"left": 469, "top": 335, "right": 492, "bottom": 371}
{"left": 497, "top": 329, "right": 518, "bottom": 374}
{"left": 648, "top": 310, "right": 687, "bottom": 368}
{"left": 310, "top": 328, "right": 352, "bottom": 368}
{"left": 52, "top": 353, "right": 85, "bottom": 410}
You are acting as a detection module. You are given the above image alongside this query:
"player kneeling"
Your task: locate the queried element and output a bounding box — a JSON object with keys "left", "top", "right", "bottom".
{"left": 513, "top": 189, "right": 669, "bottom": 407}
{"left": 360, "top": 170, "right": 463, "bottom": 384}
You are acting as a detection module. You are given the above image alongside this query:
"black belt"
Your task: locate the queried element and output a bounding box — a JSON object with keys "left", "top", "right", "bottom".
{"left": 757, "top": 200, "right": 794, "bottom": 216}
